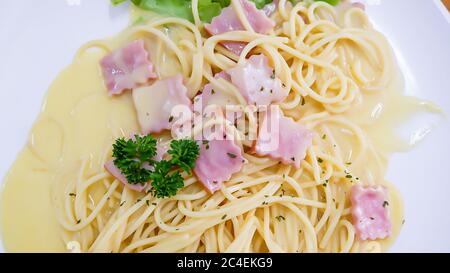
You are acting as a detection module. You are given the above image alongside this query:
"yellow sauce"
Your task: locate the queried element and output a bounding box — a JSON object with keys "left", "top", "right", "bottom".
{"left": 0, "top": 51, "right": 139, "bottom": 252}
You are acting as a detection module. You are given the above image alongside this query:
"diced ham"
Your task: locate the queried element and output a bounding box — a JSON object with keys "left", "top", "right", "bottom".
{"left": 104, "top": 161, "right": 147, "bottom": 192}
{"left": 262, "top": 0, "right": 279, "bottom": 17}
{"left": 194, "top": 132, "right": 245, "bottom": 193}
{"left": 205, "top": 0, "right": 275, "bottom": 56}
{"left": 194, "top": 72, "right": 236, "bottom": 108}
{"left": 104, "top": 139, "right": 168, "bottom": 192}
{"left": 100, "top": 39, "right": 157, "bottom": 95}
{"left": 227, "top": 54, "right": 288, "bottom": 106}
{"left": 132, "top": 74, "right": 192, "bottom": 134}
{"left": 154, "top": 140, "right": 169, "bottom": 161}
{"left": 193, "top": 71, "right": 243, "bottom": 122}
{"left": 352, "top": 2, "right": 365, "bottom": 10}
{"left": 254, "top": 107, "right": 313, "bottom": 168}
{"left": 351, "top": 185, "right": 392, "bottom": 241}
{"left": 222, "top": 42, "right": 247, "bottom": 56}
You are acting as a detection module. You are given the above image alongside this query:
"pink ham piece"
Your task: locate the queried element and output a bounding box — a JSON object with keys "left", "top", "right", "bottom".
{"left": 193, "top": 71, "right": 243, "bottom": 122}
{"left": 133, "top": 74, "right": 192, "bottom": 134}
{"left": 100, "top": 39, "right": 157, "bottom": 95}
{"left": 194, "top": 72, "right": 235, "bottom": 108}
{"left": 254, "top": 107, "right": 313, "bottom": 168}
{"left": 104, "top": 139, "right": 168, "bottom": 192}
{"left": 352, "top": 2, "right": 365, "bottom": 10}
{"left": 205, "top": 0, "right": 274, "bottom": 56}
{"left": 104, "top": 160, "right": 147, "bottom": 192}
{"left": 262, "top": 0, "right": 279, "bottom": 17}
{"left": 194, "top": 133, "right": 245, "bottom": 194}
{"left": 227, "top": 54, "right": 288, "bottom": 106}
{"left": 351, "top": 185, "right": 392, "bottom": 241}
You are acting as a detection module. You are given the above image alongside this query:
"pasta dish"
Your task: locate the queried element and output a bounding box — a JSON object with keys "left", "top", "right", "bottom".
{"left": 0, "top": 0, "right": 441, "bottom": 253}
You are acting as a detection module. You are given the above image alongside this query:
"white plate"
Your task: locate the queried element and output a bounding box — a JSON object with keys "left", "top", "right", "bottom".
{"left": 0, "top": 0, "right": 449, "bottom": 253}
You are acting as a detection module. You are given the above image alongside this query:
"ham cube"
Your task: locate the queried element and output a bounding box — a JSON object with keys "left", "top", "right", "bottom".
{"left": 227, "top": 54, "right": 288, "bottom": 106}
{"left": 351, "top": 185, "right": 392, "bottom": 241}
{"left": 194, "top": 132, "right": 244, "bottom": 193}
{"left": 254, "top": 107, "right": 313, "bottom": 168}
{"left": 205, "top": 0, "right": 274, "bottom": 56}
{"left": 132, "top": 74, "right": 192, "bottom": 134}
{"left": 100, "top": 39, "right": 157, "bottom": 95}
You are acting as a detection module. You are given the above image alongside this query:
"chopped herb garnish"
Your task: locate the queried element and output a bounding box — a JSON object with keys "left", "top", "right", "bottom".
{"left": 322, "top": 134, "right": 327, "bottom": 140}
{"left": 168, "top": 139, "right": 200, "bottom": 174}
{"left": 76, "top": 219, "right": 81, "bottom": 224}
{"left": 317, "top": 158, "right": 324, "bottom": 163}
{"left": 221, "top": 214, "right": 227, "bottom": 220}
{"left": 112, "top": 134, "right": 157, "bottom": 185}
{"left": 211, "top": 89, "right": 215, "bottom": 94}
{"left": 112, "top": 136, "right": 199, "bottom": 198}
{"left": 149, "top": 161, "right": 184, "bottom": 199}
{"left": 383, "top": 201, "right": 389, "bottom": 207}
{"left": 301, "top": 97, "right": 306, "bottom": 106}
{"left": 169, "top": 116, "right": 174, "bottom": 123}
{"left": 275, "top": 215, "right": 285, "bottom": 222}
{"left": 227, "top": 153, "right": 237, "bottom": 159}
{"left": 146, "top": 200, "right": 150, "bottom": 206}
{"left": 120, "top": 201, "right": 126, "bottom": 207}
{"left": 271, "top": 72, "right": 276, "bottom": 79}
{"left": 69, "top": 193, "right": 76, "bottom": 197}
{"left": 346, "top": 175, "right": 353, "bottom": 179}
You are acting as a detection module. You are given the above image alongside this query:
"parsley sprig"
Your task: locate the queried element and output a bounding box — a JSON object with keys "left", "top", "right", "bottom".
{"left": 168, "top": 139, "right": 200, "bottom": 174}
{"left": 112, "top": 135, "right": 200, "bottom": 198}
{"left": 149, "top": 160, "right": 185, "bottom": 198}
{"left": 112, "top": 135, "right": 156, "bottom": 185}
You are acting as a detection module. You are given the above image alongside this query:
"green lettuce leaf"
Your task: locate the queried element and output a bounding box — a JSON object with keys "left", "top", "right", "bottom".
{"left": 111, "top": 0, "right": 340, "bottom": 23}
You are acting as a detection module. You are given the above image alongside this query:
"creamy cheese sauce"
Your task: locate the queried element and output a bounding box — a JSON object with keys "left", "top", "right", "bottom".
{"left": 0, "top": 8, "right": 441, "bottom": 252}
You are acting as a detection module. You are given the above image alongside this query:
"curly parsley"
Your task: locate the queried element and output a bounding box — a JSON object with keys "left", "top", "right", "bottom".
{"left": 112, "top": 135, "right": 157, "bottom": 185}
{"left": 168, "top": 139, "right": 200, "bottom": 174}
{"left": 149, "top": 160, "right": 185, "bottom": 198}
{"left": 112, "top": 135, "right": 199, "bottom": 198}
